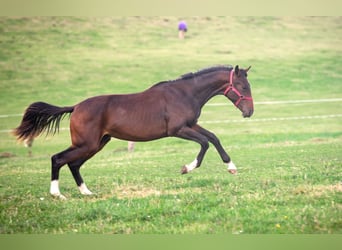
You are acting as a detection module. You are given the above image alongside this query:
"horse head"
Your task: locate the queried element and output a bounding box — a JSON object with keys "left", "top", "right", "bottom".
{"left": 224, "top": 65, "right": 254, "bottom": 118}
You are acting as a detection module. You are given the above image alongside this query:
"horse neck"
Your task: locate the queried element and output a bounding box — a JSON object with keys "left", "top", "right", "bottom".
{"left": 190, "top": 71, "right": 228, "bottom": 106}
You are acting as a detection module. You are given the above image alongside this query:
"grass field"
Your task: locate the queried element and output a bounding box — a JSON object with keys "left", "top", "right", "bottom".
{"left": 0, "top": 17, "right": 341, "bottom": 233}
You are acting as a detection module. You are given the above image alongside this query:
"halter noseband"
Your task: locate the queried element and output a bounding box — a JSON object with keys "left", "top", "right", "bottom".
{"left": 223, "top": 70, "right": 253, "bottom": 107}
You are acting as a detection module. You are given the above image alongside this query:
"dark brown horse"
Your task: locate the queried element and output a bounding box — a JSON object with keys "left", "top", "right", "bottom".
{"left": 14, "top": 65, "right": 254, "bottom": 199}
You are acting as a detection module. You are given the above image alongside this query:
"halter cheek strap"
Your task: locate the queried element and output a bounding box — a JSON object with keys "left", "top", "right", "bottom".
{"left": 223, "top": 70, "right": 253, "bottom": 107}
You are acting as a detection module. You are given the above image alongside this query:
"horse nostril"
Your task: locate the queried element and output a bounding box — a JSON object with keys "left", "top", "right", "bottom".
{"left": 243, "top": 109, "right": 253, "bottom": 118}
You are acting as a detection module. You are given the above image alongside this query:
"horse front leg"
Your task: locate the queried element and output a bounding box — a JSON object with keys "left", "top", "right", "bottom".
{"left": 192, "top": 124, "right": 237, "bottom": 174}
{"left": 175, "top": 126, "right": 209, "bottom": 174}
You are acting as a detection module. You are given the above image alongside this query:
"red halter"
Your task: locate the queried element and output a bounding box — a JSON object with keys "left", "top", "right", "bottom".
{"left": 223, "top": 70, "right": 253, "bottom": 107}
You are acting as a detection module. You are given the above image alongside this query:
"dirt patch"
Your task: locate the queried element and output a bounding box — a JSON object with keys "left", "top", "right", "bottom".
{"left": 0, "top": 152, "right": 16, "bottom": 158}
{"left": 115, "top": 186, "right": 162, "bottom": 199}
{"left": 293, "top": 183, "right": 342, "bottom": 197}
{"left": 310, "top": 138, "right": 327, "bottom": 143}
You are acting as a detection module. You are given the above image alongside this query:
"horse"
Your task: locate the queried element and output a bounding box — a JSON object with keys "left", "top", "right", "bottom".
{"left": 13, "top": 65, "right": 254, "bottom": 199}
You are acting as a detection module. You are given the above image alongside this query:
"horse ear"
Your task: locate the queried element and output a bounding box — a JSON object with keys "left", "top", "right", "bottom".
{"left": 234, "top": 65, "right": 239, "bottom": 75}
{"left": 246, "top": 66, "right": 251, "bottom": 72}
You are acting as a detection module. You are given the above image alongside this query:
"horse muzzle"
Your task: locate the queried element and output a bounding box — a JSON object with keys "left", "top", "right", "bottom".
{"left": 240, "top": 101, "right": 254, "bottom": 118}
{"left": 242, "top": 108, "right": 254, "bottom": 118}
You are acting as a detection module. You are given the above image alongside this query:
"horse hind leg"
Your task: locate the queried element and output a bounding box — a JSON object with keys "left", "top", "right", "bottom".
{"left": 68, "top": 134, "right": 111, "bottom": 196}
{"left": 50, "top": 144, "right": 99, "bottom": 199}
{"left": 50, "top": 147, "right": 78, "bottom": 199}
{"left": 68, "top": 158, "right": 92, "bottom": 195}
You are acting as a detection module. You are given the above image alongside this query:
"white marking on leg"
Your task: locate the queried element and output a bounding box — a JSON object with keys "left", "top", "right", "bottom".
{"left": 185, "top": 159, "right": 198, "bottom": 173}
{"left": 227, "top": 161, "right": 237, "bottom": 174}
{"left": 50, "top": 180, "right": 60, "bottom": 196}
{"left": 78, "top": 183, "right": 93, "bottom": 195}
{"left": 50, "top": 180, "right": 66, "bottom": 200}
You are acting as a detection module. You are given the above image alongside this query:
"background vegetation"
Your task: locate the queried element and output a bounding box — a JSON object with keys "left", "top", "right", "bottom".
{"left": 0, "top": 17, "right": 341, "bottom": 233}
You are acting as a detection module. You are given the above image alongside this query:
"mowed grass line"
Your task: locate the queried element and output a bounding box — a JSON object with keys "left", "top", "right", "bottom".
{"left": 0, "top": 17, "right": 341, "bottom": 233}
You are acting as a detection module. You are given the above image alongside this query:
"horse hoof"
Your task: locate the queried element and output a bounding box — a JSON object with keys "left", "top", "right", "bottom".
{"left": 79, "top": 183, "right": 93, "bottom": 195}
{"left": 228, "top": 169, "right": 237, "bottom": 175}
{"left": 181, "top": 166, "right": 188, "bottom": 174}
{"left": 51, "top": 193, "right": 67, "bottom": 200}
{"left": 59, "top": 194, "right": 67, "bottom": 200}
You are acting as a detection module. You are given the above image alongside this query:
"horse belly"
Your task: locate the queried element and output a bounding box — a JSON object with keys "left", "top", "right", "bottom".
{"left": 105, "top": 105, "right": 168, "bottom": 141}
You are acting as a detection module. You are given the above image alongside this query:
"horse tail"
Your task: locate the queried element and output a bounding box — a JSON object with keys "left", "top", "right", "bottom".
{"left": 13, "top": 102, "right": 74, "bottom": 141}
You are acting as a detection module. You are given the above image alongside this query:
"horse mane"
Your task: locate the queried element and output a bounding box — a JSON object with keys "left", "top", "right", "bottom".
{"left": 181, "top": 65, "right": 233, "bottom": 79}
{"left": 152, "top": 65, "right": 233, "bottom": 88}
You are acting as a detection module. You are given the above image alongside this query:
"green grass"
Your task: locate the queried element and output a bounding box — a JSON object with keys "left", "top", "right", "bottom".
{"left": 0, "top": 17, "right": 341, "bottom": 234}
